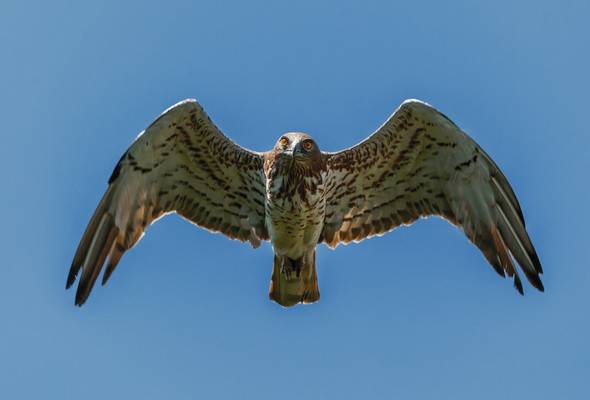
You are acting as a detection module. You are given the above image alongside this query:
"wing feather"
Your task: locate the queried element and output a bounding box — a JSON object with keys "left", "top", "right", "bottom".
{"left": 322, "top": 99, "right": 543, "bottom": 293}
{"left": 67, "top": 99, "right": 268, "bottom": 305}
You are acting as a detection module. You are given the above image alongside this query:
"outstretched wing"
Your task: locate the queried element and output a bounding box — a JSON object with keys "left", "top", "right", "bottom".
{"left": 322, "top": 99, "right": 543, "bottom": 294}
{"left": 67, "top": 99, "right": 268, "bottom": 305}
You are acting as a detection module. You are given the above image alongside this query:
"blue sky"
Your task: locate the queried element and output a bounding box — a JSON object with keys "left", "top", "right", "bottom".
{"left": 2, "top": 0, "right": 588, "bottom": 398}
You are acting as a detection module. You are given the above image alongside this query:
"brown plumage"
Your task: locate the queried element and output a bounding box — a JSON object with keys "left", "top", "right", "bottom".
{"left": 67, "top": 98, "right": 544, "bottom": 306}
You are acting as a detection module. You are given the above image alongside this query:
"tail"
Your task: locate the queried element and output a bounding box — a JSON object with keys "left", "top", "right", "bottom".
{"left": 269, "top": 250, "right": 320, "bottom": 307}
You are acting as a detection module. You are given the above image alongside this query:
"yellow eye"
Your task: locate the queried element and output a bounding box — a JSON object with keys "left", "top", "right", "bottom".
{"left": 279, "top": 137, "right": 289, "bottom": 147}
{"left": 303, "top": 141, "right": 313, "bottom": 151}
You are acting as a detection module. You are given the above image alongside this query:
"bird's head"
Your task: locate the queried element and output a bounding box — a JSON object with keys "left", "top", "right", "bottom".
{"left": 273, "top": 132, "right": 321, "bottom": 162}
{"left": 266, "top": 132, "right": 326, "bottom": 181}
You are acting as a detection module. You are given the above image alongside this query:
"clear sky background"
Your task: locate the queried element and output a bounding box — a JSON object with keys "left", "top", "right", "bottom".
{"left": 1, "top": 0, "right": 588, "bottom": 398}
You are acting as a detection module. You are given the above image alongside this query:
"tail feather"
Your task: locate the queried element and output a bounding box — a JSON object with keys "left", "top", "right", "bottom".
{"left": 269, "top": 251, "right": 319, "bottom": 307}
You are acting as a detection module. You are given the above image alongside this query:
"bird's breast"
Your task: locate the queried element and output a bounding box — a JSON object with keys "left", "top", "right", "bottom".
{"left": 265, "top": 171, "right": 327, "bottom": 258}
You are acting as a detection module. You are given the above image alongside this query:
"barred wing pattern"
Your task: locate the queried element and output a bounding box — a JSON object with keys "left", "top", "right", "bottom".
{"left": 322, "top": 100, "right": 543, "bottom": 293}
{"left": 67, "top": 100, "right": 268, "bottom": 305}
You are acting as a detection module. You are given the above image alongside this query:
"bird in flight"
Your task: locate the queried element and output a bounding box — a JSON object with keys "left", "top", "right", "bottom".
{"left": 67, "top": 99, "right": 544, "bottom": 306}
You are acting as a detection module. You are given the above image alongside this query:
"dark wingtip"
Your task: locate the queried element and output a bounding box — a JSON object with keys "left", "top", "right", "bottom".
{"left": 527, "top": 272, "right": 545, "bottom": 292}
{"left": 66, "top": 265, "right": 78, "bottom": 290}
{"left": 514, "top": 274, "right": 524, "bottom": 295}
{"left": 75, "top": 286, "right": 90, "bottom": 306}
{"left": 534, "top": 277, "right": 545, "bottom": 292}
{"left": 65, "top": 278, "right": 74, "bottom": 290}
{"left": 101, "top": 269, "right": 113, "bottom": 286}
{"left": 531, "top": 251, "right": 544, "bottom": 274}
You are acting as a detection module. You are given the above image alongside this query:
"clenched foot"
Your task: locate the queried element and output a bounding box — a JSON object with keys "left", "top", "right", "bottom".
{"left": 281, "top": 257, "right": 303, "bottom": 280}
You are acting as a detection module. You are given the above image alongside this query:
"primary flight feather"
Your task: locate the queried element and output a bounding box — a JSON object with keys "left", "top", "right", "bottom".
{"left": 67, "top": 99, "right": 543, "bottom": 306}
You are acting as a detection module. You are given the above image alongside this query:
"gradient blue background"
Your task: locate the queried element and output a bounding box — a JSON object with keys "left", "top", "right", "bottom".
{"left": 2, "top": 0, "right": 588, "bottom": 398}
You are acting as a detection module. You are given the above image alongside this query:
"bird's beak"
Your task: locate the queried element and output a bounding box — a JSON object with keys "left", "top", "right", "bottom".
{"left": 293, "top": 143, "right": 306, "bottom": 158}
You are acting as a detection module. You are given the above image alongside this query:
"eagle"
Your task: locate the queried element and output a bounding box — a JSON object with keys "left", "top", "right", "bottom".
{"left": 67, "top": 99, "right": 544, "bottom": 307}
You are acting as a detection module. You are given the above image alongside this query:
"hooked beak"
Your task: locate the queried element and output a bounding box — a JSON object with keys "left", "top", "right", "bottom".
{"left": 293, "top": 142, "right": 307, "bottom": 159}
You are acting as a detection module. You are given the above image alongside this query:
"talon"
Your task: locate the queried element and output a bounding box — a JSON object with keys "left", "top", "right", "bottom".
{"left": 294, "top": 259, "right": 302, "bottom": 278}
{"left": 281, "top": 258, "right": 291, "bottom": 280}
{"left": 280, "top": 257, "right": 304, "bottom": 281}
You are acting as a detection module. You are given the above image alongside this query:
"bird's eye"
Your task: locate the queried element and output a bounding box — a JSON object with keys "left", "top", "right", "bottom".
{"left": 303, "top": 141, "right": 313, "bottom": 151}
{"left": 279, "top": 137, "right": 289, "bottom": 147}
